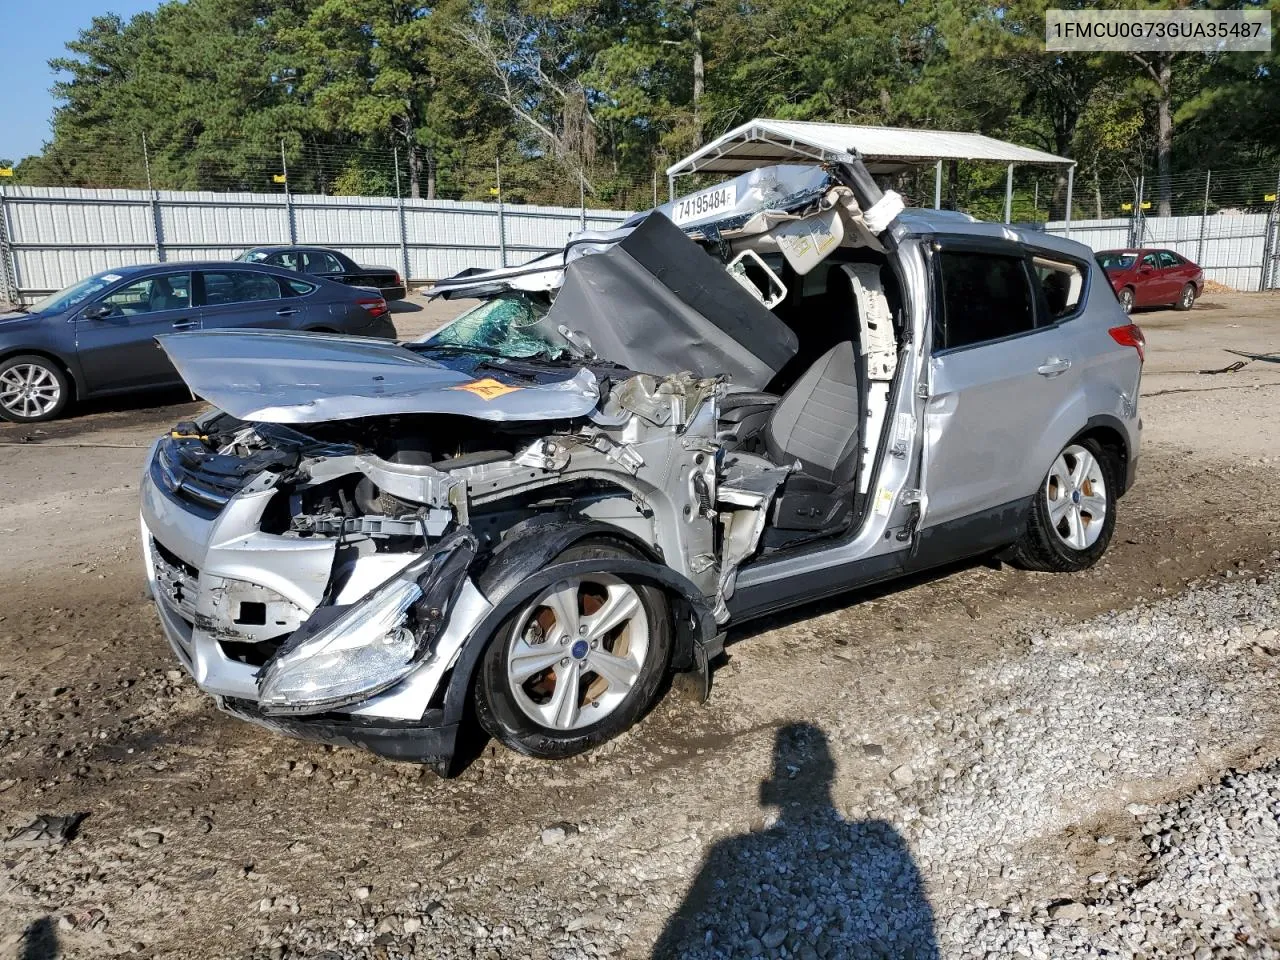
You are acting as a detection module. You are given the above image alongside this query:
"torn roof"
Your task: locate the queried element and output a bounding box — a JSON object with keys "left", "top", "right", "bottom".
{"left": 668, "top": 119, "right": 1073, "bottom": 178}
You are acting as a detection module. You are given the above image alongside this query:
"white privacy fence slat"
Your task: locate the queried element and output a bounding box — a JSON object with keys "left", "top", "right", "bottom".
{"left": 0, "top": 185, "right": 634, "bottom": 302}
{"left": 1, "top": 184, "right": 1276, "bottom": 302}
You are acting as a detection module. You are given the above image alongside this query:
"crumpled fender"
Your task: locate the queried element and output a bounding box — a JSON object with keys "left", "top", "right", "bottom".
{"left": 437, "top": 518, "right": 721, "bottom": 728}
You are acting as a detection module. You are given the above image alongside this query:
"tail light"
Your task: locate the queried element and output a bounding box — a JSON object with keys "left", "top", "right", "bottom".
{"left": 394, "top": 272, "right": 403, "bottom": 286}
{"left": 1109, "top": 323, "right": 1146, "bottom": 363}
{"left": 357, "top": 296, "right": 389, "bottom": 319}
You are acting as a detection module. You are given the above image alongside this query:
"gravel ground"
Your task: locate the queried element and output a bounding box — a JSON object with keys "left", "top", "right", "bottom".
{"left": 210, "top": 563, "right": 1277, "bottom": 960}
{"left": 1, "top": 293, "right": 1279, "bottom": 959}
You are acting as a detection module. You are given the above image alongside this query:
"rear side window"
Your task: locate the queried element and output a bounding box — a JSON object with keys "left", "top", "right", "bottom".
{"left": 1030, "top": 257, "right": 1084, "bottom": 322}
{"left": 937, "top": 252, "right": 1035, "bottom": 350}
{"left": 200, "top": 271, "right": 283, "bottom": 306}
{"left": 1157, "top": 251, "right": 1181, "bottom": 268}
{"left": 284, "top": 278, "right": 317, "bottom": 296}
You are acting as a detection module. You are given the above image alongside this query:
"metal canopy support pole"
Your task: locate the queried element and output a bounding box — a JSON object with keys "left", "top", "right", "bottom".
{"left": 934, "top": 159, "right": 943, "bottom": 209}
{"left": 668, "top": 173, "right": 676, "bottom": 202}
{"left": 281, "top": 140, "right": 296, "bottom": 244}
{"left": 394, "top": 146, "right": 410, "bottom": 286}
{"left": 142, "top": 134, "right": 165, "bottom": 262}
{"left": 1064, "top": 165, "right": 1075, "bottom": 239}
{"left": 579, "top": 176, "right": 586, "bottom": 232}
{"left": 1197, "top": 170, "right": 1211, "bottom": 267}
{"left": 496, "top": 156, "right": 507, "bottom": 268}
{"left": 1004, "top": 163, "right": 1014, "bottom": 224}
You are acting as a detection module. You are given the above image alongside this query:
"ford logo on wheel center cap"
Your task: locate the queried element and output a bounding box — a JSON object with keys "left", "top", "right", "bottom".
{"left": 571, "top": 639, "right": 590, "bottom": 660}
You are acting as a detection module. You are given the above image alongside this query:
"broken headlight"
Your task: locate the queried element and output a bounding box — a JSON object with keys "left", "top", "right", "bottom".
{"left": 257, "top": 530, "right": 477, "bottom": 715}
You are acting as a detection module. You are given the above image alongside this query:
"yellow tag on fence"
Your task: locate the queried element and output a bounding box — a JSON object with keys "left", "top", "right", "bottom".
{"left": 0, "top": 168, "right": 13, "bottom": 178}
{"left": 273, "top": 174, "right": 287, "bottom": 184}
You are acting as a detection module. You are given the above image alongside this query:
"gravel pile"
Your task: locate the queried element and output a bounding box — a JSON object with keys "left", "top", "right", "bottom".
{"left": 236, "top": 565, "right": 1280, "bottom": 960}
{"left": 958, "top": 764, "right": 1280, "bottom": 959}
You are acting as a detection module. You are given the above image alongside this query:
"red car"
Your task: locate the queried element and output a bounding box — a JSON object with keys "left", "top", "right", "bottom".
{"left": 1096, "top": 248, "right": 1204, "bottom": 314}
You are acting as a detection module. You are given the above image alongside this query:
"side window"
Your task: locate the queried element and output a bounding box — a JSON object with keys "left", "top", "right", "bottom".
{"left": 271, "top": 253, "right": 302, "bottom": 272}
{"left": 200, "top": 271, "right": 283, "bottom": 306}
{"left": 1141, "top": 253, "right": 1159, "bottom": 269}
{"left": 1157, "top": 251, "right": 1181, "bottom": 268}
{"left": 1030, "top": 257, "right": 1084, "bottom": 322}
{"left": 937, "top": 251, "right": 1035, "bottom": 350}
{"left": 283, "top": 278, "right": 317, "bottom": 297}
{"left": 100, "top": 273, "right": 192, "bottom": 316}
{"left": 305, "top": 251, "right": 345, "bottom": 274}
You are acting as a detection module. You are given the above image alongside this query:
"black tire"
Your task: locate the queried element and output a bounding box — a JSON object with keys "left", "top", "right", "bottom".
{"left": 1007, "top": 438, "right": 1118, "bottom": 573}
{"left": 0, "top": 354, "right": 71, "bottom": 423}
{"left": 1118, "top": 287, "right": 1135, "bottom": 314}
{"left": 1174, "top": 283, "right": 1196, "bottom": 311}
{"left": 473, "top": 541, "right": 672, "bottom": 760}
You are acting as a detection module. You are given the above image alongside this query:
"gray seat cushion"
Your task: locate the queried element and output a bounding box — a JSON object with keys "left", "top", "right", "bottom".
{"left": 763, "top": 341, "right": 861, "bottom": 484}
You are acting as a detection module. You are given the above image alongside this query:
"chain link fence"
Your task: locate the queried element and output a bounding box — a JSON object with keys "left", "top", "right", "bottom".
{"left": 2, "top": 135, "right": 1278, "bottom": 300}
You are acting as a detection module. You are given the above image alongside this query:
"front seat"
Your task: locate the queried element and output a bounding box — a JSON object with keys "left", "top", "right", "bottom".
{"left": 149, "top": 277, "right": 178, "bottom": 312}
{"left": 764, "top": 340, "right": 861, "bottom": 484}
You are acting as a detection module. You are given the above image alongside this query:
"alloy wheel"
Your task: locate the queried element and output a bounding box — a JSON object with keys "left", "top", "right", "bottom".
{"left": 1181, "top": 285, "right": 1195, "bottom": 309}
{"left": 0, "top": 363, "right": 62, "bottom": 419}
{"left": 1044, "top": 444, "right": 1108, "bottom": 551}
{"left": 506, "top": 574, "right": 651, "bottom": 731}
{"left": 1119, "top": 288, "right": 1134, "bottom": 313}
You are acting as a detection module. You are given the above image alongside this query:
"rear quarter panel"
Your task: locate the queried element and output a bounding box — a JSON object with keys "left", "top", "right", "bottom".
{"left": 1024, "top": 261, "right": 1142, "bottom": 495}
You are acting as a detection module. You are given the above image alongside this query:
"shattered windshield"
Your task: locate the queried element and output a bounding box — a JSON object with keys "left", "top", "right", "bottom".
{"left": 423, "top": 294, "right": 567, "bottom": 360}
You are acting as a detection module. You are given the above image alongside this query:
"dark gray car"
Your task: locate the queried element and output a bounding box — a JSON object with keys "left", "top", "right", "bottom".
{"left": 0, "top": 261, "right": 396, "bottom": 422}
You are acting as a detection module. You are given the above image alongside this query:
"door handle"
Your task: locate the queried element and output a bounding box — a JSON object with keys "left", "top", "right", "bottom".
{"left": 170, "top": 319, "right": 198, "bottom": 330}
{"left": 275, "top": 308, "right": 299, "bottom": 316}
{"left": 1037, "top": 358, "right": 1072, "bottom": 377}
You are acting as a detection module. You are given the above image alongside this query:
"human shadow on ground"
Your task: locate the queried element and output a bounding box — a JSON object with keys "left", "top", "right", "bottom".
{"left": 19, "top": 916, "right": 58, "bottom": 960}
{"left": 652, "top": 723, "right": 939, "bottom": 960}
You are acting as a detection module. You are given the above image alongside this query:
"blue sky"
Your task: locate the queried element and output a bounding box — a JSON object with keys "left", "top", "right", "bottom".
{"left": 1, "top": 0, "right": 161, "bottom": 162}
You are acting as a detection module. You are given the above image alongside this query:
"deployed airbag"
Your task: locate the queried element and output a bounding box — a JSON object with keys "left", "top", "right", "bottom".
{"left": 544, "top": 214, "right": 799, "bottom": 390}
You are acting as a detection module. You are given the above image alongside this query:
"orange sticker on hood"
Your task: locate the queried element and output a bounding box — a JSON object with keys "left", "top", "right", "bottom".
{"left": 448, "top": 377, "right": 524, "bottom": 401}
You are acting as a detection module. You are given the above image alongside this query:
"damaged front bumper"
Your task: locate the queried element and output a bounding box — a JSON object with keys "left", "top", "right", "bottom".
{"left": 140, "top": 454, "right": 493, "bottom": 770}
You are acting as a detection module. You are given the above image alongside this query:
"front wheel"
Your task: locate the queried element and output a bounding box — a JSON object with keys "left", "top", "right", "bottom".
{"left": 1007, "top": 439, "right": 1118, "bottom": 573}
{"left": 0, "top": 355, "right": 71, "bottom": 423}
{"left": 474, "top": 542, "right": 672, "bottom": 760}
{"left": 1175, "top": 283, "right": 1196, "bottom": 311}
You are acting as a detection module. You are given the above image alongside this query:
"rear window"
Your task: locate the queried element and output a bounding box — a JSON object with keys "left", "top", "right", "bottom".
{"left": 1157, "top": 251, "right": 1182, "bottom": 268}
{"left": 937, "top": 251, "right": 1036, "bottom": 350}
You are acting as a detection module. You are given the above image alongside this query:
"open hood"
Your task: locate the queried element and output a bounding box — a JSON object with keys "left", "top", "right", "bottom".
{"left": 155, "top": 329, "right": 602, "bottom": 424}
{"left": 542, "top": 213, "right": 799, "bottom": 391}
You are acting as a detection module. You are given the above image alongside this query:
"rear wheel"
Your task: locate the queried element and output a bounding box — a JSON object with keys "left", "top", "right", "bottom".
{"left": 1008, "top": 439, "right": 1117, "bottom": 573}
{"left": 1175, "top": 283, "right": 1196, "bottom": 311}
{"left": 474, "top": 542, "right": 672, "bottom": 760}
{"left": 1118, "top": 287, "right": 1135, "bottom": 314}
{"left": 0, "top": 355, "right": 70, "bottom": 423}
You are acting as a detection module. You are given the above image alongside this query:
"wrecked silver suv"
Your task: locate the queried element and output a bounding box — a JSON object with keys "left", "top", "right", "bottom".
{"left": 140, "top": 157, "right": 1143, "bottom": 774}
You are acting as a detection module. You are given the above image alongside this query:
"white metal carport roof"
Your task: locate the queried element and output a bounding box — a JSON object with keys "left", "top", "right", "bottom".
{"left": 665, "top": 118, "right": 1077, "bottom": 229}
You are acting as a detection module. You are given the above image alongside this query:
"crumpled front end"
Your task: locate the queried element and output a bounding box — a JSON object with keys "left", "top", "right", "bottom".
{"left": 140, "top": 424, "right": 496, "bottom": 771}
{"left": 140, "top": 367, "right": 741, "bottom": 769}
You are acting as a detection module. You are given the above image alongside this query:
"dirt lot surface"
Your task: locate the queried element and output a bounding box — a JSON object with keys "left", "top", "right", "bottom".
{"left": 1, "top": 292, "right": 1278, "bottom": 959}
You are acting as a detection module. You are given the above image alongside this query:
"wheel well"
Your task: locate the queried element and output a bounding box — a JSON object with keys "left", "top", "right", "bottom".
{"left": 305, "top": 326, "right": 338, "bottom": 334}
{"left": 1074, "top": 424, "right": 1129, "bottom": 496}
{"left": 0, "top": 349, "right": 79, "bottom": 400}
